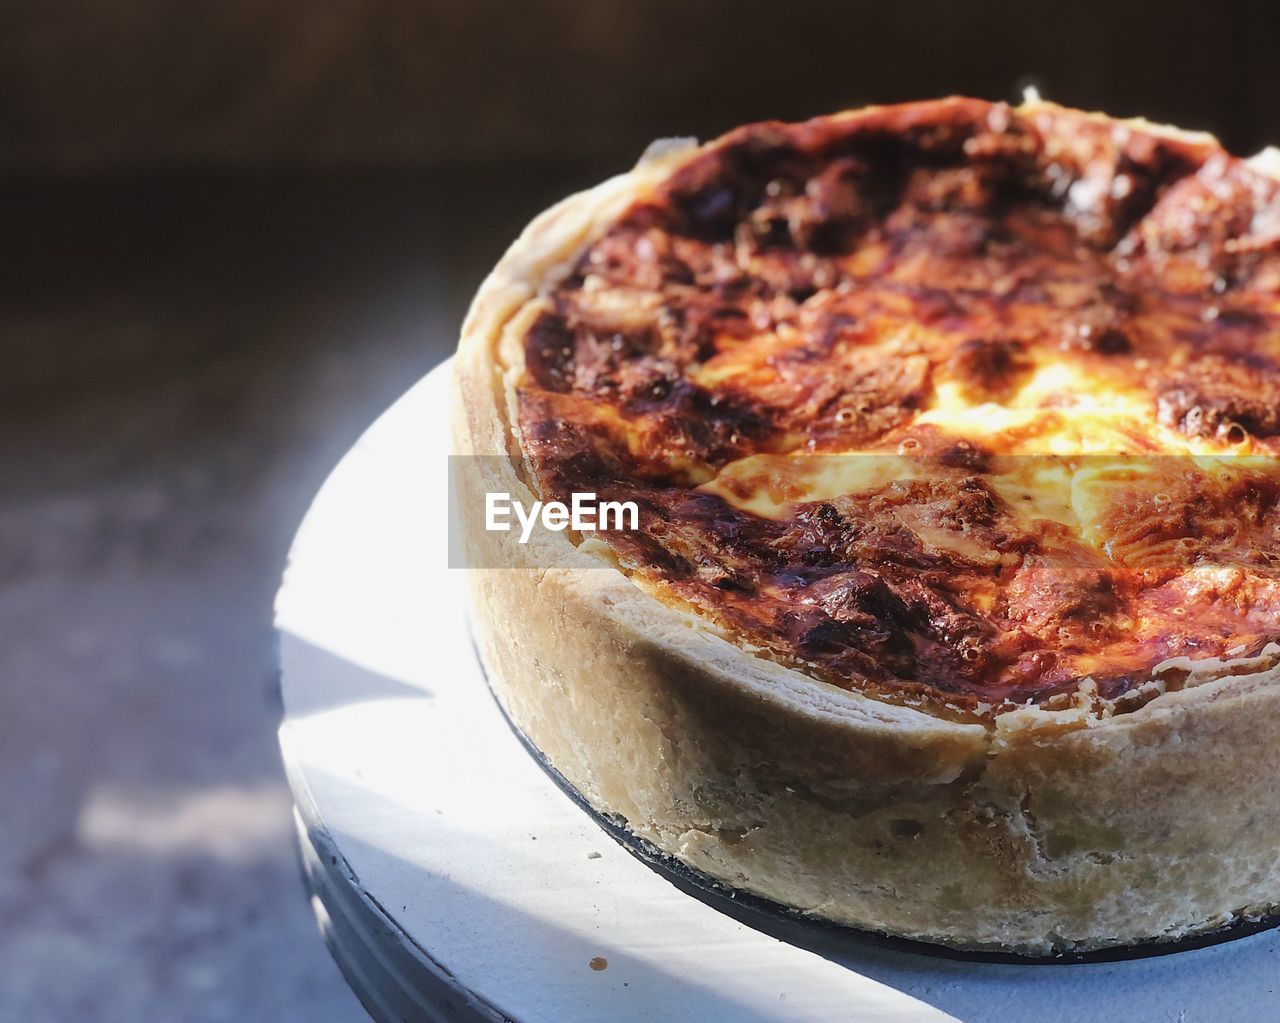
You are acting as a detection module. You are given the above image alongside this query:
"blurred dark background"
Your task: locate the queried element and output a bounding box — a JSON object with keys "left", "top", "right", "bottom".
{"left": 2, "top": 2, "right": 1277, "bottom": 1019}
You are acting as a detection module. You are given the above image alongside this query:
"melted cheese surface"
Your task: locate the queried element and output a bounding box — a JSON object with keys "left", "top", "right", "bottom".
{"left": 514, "top": 98, "right": 1280, "bottom": 710}
{"left": 699, "top": 355, "right": 1269, "bottom": 561}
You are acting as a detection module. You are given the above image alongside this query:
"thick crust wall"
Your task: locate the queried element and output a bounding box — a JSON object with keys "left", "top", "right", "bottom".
{"left": 451, "top": 100, "right": 1280, "bottom": 954}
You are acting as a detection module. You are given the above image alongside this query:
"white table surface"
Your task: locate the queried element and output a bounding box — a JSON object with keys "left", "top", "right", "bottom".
{"left": 277, "top": 360, "right": 1280, "bottom": 1022}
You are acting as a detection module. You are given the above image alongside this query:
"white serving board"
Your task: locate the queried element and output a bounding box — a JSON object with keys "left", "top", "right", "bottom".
{"left": 277, "top": 360, "right": 1280, "bottom": 1023}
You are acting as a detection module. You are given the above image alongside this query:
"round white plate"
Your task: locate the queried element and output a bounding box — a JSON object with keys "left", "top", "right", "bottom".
{"left": 277, "top": 360, "right": 1280, "bottom": 1022}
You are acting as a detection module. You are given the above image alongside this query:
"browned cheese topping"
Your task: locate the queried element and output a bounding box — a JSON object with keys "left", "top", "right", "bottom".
{"left": 513, "top": 98, "right": 1280, "bottom": 716}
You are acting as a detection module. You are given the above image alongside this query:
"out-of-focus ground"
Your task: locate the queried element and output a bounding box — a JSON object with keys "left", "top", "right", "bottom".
{"left": 0, "top": 165, "right": 606, "bottom": 1022}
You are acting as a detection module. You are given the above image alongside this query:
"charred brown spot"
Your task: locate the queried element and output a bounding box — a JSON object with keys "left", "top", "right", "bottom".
{"left": 523, "top": 311, "right": 575, "bottom": 393}
{"left": 944, "top": 338, "right": 1031, "bottom": 401}
{"left": 1156, "top": 355, "right": 1280, "bottom": 439}
{"left": 936, "top": 441, "right": 993, "bottom": 474}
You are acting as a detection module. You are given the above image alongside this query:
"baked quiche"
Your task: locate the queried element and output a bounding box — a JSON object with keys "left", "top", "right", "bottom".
{"left": 453, "top": 97, "right": 1280, "bottom": 955}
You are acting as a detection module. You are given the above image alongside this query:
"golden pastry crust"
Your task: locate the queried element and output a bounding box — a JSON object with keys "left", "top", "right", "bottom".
{"left": 453, "top": 98, "right": 1280, "bottom": 954}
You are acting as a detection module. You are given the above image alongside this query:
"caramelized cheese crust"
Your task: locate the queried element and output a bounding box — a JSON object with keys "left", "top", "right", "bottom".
{"left": 513, "top": 99, "right": 1280, "bottom": 713}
